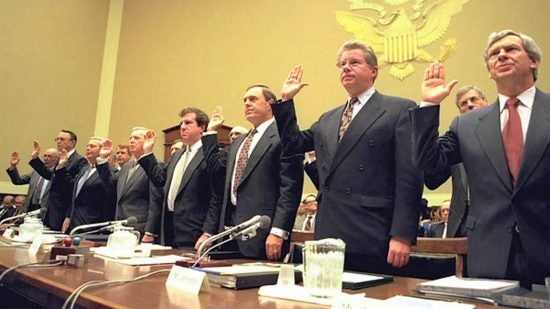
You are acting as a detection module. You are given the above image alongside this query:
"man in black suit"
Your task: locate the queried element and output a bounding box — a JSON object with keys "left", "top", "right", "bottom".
{"left": 424, "top": 86, "right": 488, "bottom": 237}
{"left": 29, "top": 130, "right": 87, "bottom": 230}
{"left": 427, "top": 200, "right": 450, "bottom": 238}
{"left": 271, "top": 40, "right": 423, "bottom": 274}
{"left": 96, "top": 127, "right": 164, "bottom": 242}
{"left": 137, "top": 108, "right": 223, "bottom": 249}
{"left": 57, "top": 137, "right": 116, "bottom": 233}
{"left": 0, "top": 195, "right": 16, "bottom": 222}
{"left": 411, "top": 30, "right": 550, "bottom": 287}
{"left": 6, "top": 148, "right": 59, "bottom": 218}
{"left": 201, "top": 85, "right": 303, "bottom": 261}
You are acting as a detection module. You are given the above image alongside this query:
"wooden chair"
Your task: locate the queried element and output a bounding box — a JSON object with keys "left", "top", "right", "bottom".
{"left": 285, "top": 231, "right": 314, "bottom": 263}
{"left": 412, "top": 237, "right": 468, "bottom": 277}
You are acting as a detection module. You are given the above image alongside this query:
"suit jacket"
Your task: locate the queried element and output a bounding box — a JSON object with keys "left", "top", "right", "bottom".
{"left": 139, "top": 146, "right": 223, "bottom": 248}
{"left": 428, "top": 221, "right": 446, "bottom": 238}
{"left": 0, "top": 206, "right": 20, "bottom": 222}
{"left": 272, "top": 92, "right": 424, "bottom": 261}
{"left": 424, "top": 164, "right": 469, "bottom": 237}
{"left": 6, "top": 167, "right": 50, "bottom": 218}
{"left": 96, "top": 161, "right": 163, "bottom": 237}
{"left": 304, "top": 160, "right": 320, "bottom": 190}
{"left": 29, "top": 152, "right": 87, "bottom": 230}
{"left": 202, "top": 122, "right": 303, "bottom": 259}
{"left": 56, "top": 165, "right": 116, "bottom": 232}
{"left": 410, "top": 89, "right": 550, "bottom": 282}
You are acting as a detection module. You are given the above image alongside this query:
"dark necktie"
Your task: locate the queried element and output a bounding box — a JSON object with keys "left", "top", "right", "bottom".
{"left": 502, "top": 97, "right": 524, "bottom": 185}
{"left": 339, "top": 97, "right": 358, "bottom": 141}
{"left": 233, "top": 129, "right": 257, "bottom": 196}
{"left": 304, "top": 215, "right": 313, "bottom": 231}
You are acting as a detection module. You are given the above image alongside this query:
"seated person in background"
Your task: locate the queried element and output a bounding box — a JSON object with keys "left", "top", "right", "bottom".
{"left": 228, "top": 126, "right": 248, "bottom": 144}
{"left": 0, "top": 195, "right": 16, "bottom": 222}
{"left": 292, "top": 199, "right": 307, "bottom": 231}
{"left": 300, "top": 194, "right": 317, "bottom": 232}
{"left": 428, "top": 200, "right": 451, "bottom": 238}
{"left": 169, "top": 139, "right": 184, "bottom": 159}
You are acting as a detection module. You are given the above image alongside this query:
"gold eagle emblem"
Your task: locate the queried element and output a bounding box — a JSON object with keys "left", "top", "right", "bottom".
{"left": 336, "top": 0, "right": 469, "bottom": 80}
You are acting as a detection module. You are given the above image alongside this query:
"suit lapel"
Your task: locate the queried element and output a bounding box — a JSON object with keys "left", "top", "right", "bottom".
{"left": 238, "top": 123, "right": 275, "bottom": 187}
{"left": 516, "top": 89, "right": 550, "bottom": 190}
{"left": 328, "top": 92, "right": 385, "bottom": 175}
{"left": 177, "top": 147, "right": 203, "bottom": 195}
{"left": 476, "top": 103, "right": 513, "bottom": 192}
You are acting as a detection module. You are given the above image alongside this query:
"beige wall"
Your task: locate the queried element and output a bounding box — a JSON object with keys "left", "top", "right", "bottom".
{"left": 2, "top": 0, "right": 549, "bottom": 204}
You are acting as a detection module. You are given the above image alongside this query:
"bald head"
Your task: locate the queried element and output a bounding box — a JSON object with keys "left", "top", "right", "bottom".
{"left": 2, "top": 195, "right": 14, "bottom": 206}
{"left": 43, "top": 148, "right": 60, "bottom": 169}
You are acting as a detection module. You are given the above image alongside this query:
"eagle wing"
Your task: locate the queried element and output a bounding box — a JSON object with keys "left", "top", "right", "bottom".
{"left": 335, "top": 11, "right": 385, "bottom": 53}
{"left": 416, "top": 0, "right": 469, "bottom": 47}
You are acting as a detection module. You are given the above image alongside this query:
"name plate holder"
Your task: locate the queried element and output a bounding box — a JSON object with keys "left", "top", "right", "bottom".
{"left": 166, "top": 265, "right": 211, "bottom": 294}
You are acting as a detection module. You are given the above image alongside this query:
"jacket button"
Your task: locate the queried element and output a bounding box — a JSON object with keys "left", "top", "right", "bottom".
{"left": 368, "top": 140, "right": 375, "bottom": 146}
{"left": 358, "top": 164, "right": 364, "bottom": 171}
{"left": 325, "top": 185, "right": 329, "bottom": 191}
{"left": 345, "top": 188, "right": 351, "bottom": 195}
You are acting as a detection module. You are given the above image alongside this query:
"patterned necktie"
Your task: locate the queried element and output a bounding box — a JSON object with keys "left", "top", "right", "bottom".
{"left": 502, "top": 97, "right": 524, "bottom": 185}
{"left": 339, "top": 97, "right": 358, "bottom": 141}
{"left": 233, "top": 129, "right": 257, "bottom": 196}
{"left": 167, "top": 146, "right": 190, "bottom": 211}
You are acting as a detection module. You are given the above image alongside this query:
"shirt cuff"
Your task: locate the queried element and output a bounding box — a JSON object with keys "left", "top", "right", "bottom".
{"left": 270, "top": 227, "right": 289, "bottom": 240}
{"left": 96, "top": 157, "right": 109, "bottom": 165}
{"left": 203, "top": 131, "right": 217, "bottom": 136}
{"left": 419, "top": 101, "right": 439, "bottom": 108}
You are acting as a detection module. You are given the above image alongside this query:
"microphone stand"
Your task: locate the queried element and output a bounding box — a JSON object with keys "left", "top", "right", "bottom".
{"left": 0, "top": 209, "right": 40, "bottom": 225}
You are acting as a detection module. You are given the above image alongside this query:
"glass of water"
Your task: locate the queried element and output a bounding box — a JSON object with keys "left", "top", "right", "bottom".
{"left": 302, "top": 238, "right": 345, "bottom": 298}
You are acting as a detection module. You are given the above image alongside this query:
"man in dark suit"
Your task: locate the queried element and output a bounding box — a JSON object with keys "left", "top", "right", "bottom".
{"left": 56, "top": 137, "right": 116, "bottom": 233}
{"left": 29, "top": 130, "right": 87, "bottom": 230}
{"left": 411, "top": 30, "right": 550, "bottom": 287}
{"left": 137, "top": 108, "right": 223, "bottom": 249}
{"left": 424, "top": 86, "right": 488, "bottom": 237}
{"left": 201, "top": 85, "right": 303, "bottom": 261}
{"left": 0, "top": 195, "right": 16, "bottom": 222}
{"left": 96, "top": 127, "right": 164, "bottom": 243}
{"left": 6, "top": 148, "right": 59, "bottom": 219}
{"left": 271, "top": 40, "right": 423, "bottom": 274}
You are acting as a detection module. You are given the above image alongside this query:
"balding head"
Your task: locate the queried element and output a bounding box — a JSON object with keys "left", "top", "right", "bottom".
{"left": 2, "top": 195, "right": 14, "bottom": 206}
{"left": 43, "top": 148, "right": 60, "bottom": 169}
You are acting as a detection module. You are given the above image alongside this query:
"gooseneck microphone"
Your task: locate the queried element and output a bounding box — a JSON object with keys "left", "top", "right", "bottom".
{"left": 0, "top": 209, "right": 41, "bottom": 225}
{"left": 69, "top": 217, "right": 137, "bottom": 236}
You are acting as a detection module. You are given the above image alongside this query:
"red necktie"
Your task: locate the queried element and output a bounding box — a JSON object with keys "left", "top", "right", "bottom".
{"left": 502, "top": 97, "right": 524, "bottom": 185}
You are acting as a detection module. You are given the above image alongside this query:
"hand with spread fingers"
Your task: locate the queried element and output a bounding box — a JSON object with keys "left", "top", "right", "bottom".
{"left": 421, "top": 62, "right": 458, "bottom": 104}
{"left": 281, "top": 65, "right": 309, "bottom": 101}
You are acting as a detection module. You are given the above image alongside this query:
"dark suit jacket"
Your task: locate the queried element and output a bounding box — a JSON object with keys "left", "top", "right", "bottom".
{"left": 410, "top": 89, "right": 550, "bottom": 283}
{"left": 304, "top": 160, "right": 320, "bottom": 190}
{"left": 97, "top": 161, "right": 163, "bottom": 237}
{"left": 272, "top": 92, "right": 424, "bottom": 262}
{"left": 29, "top": 152, "right": 87, "bottom": 230}
{"left": 55, "top": 166, "right": 116, "bottom": 232}
{"left": 139, "top": 146, "right": 223, "bottom": 248}
{"left": 428, "top": 221, "right": 446, "bottom": 238}
{"left": 202, "top": 122, "right": 304, "bottom": 259}
{"left": 6, "top": 167, "right": 50, "bottom": 218}
{"left": 424, "top": 164, "right": 469, "bottom": 237}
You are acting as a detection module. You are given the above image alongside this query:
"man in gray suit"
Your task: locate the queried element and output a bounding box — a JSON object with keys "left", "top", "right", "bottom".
{"left": 96, "top": 127, "right": 164, "bottom": 243}
{"left": 6, "top": 148, "right": 59, "bottom": 218}
{"left": 411, "top": 30, "right": 550, "bottom": 287}
{"left": 201, "top": 85, "right": 303, "bottom": 261}
{"left": 424, "top": 86, "right": 488, "bottom": 237}
{"left": 137, "top": 108, "right": 224, "bottom": 249}
{"left": 272, "top": 40, "right": 423, "bottom": 274}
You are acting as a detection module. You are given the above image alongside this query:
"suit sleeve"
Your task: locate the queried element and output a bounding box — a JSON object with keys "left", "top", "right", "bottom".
{"left": 304, "top": 161, "right": 320, "bottom": 190}
{"left": 6, "top": 167, "right": 31, "bottom": 185}
{"left": 144, "top": 179, "right": 164, "bottom": 235}
{"left": 29, "top": 157, "right": 53, "bottom": 180}
{"left": 96, "top": 162, "right": 118, "bottom": 188}
{"left": 272, "top": 100, "right": 315, "bottom": 156}
{"left": 390, "top": 101, "right": 424, "bottom": 243}
{"left": 138, "top": 154, "right": 168, "bottom": 188}
{"left": 271, "top": 151, "right": 304, "bottom": 232}
{"left": 201, "top": 134, "right": 227, "bottom": 234}
{"left": 424, "top": 166, "right": 452, "bottom": 190}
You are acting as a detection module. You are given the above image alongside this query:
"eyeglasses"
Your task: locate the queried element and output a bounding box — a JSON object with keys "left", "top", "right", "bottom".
{"left": 336, "top": 59, "right": 366, "bottom": 69}
{"left": 54, "top": 137, "right": 67, "bottom": 142}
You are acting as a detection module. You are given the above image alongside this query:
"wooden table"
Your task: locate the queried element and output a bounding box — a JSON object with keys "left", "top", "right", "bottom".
{"left": 0, "top": 244, "right": 507, "bottom": 308}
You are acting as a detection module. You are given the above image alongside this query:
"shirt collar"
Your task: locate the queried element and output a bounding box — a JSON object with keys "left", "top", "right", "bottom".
{"left": 498, "top": 85, "right": 536, "bottom": 113}
{"left": 187, "top": 139, "right": 203, "bottom": 153}
{"left": 349, "top": 87, "right": 376, "bottom": 105}
{"left": 252, "top": 117, "right": 274, "bottom": 134}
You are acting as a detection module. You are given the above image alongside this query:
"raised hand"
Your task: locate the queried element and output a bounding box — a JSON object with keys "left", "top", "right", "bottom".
{"left": 207, "top": 106, "right": 224, "bottom": 132}
{"left": 421, "top": 62, "right": 458, "bottom": 104}
{"left": 57, "top": 149, "right": 69, "bottom": 169}
{"left": 142, "top": 130, "right": 157, "bottom": 154}
{"left": 281, "top": 65, "right": 309, "bottom": 101}
{"left": 99, "top": 139, "right": 113, "bottom": 159}
{"left": 10, "top": 151, "right": 20, "bottom": 167}
{"left": 31, "top": 140, "right": 41, "bottom": 159}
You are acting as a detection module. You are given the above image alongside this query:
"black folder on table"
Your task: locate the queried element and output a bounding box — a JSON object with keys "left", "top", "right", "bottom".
{"left": 342, "top": 271, "right": 394, "bottom": 290}
{"left": 200, "top": 268, "right": 302, "bottom": 290}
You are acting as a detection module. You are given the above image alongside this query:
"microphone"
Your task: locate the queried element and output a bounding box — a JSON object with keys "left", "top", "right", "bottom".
{"left": 232, "top": 216, "right": 271, "bottom": 241}
{"left": 69, "top": 217, "right": 137, "bottom": 236}
{"left": 195, "top": 215, "right": 271, "bottom": 259}
{"left": 0, "top": 209, "right": 41, "bottom": 225}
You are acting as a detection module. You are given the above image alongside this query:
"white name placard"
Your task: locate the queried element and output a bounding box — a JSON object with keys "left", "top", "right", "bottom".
{"left": 165, "top": 265, "right": 211, "bottom": 294}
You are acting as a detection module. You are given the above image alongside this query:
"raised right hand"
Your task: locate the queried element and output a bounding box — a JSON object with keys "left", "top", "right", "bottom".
{"left": 31, "top": 140, "right": 41, "bottom": 159}
{"left": 142, "top": 130, "right": 157, "bottom": 154}
{"left": 421, "top": 62, "right": 458, "bottom": 104}
{"left": 281, "top": 65, "right": 309, "bottom": 101}
{"left": 57, "top": 149, "right": 68, "bottom": 169}
{"left": 207, "top": 106, "right": 224, "bottom": 132}
{"left": 99, "top": 139, "right": 113, "bottom": 159}
{"left": 10, "top": 151, "right": 20, "bottom": 167}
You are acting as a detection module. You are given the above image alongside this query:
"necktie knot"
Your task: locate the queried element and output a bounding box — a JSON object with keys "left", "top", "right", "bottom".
{"left": 506, "top": 97, "right": 520, "bottom": 109}
{"left": 249, "top": 128, "right": 257, "bottom": 137}
{"left": 349, "top": 97, "right": 359, "bottom": 106}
